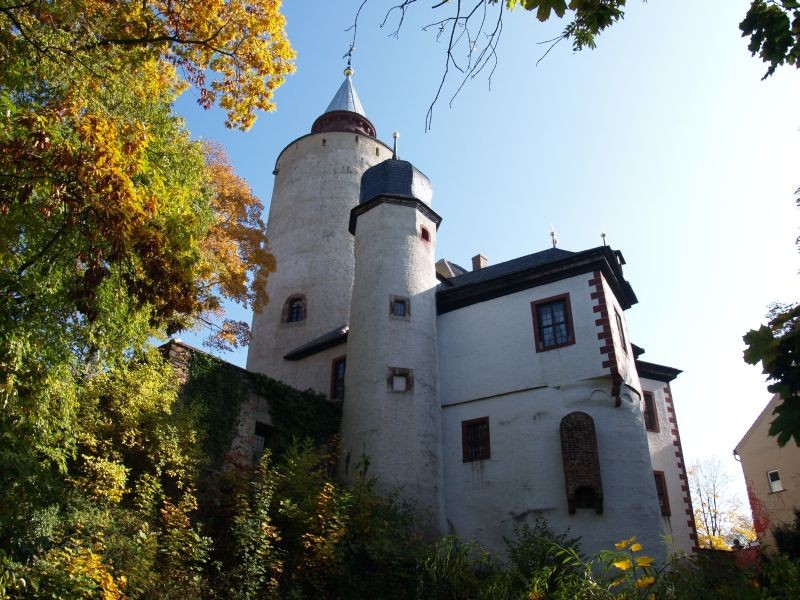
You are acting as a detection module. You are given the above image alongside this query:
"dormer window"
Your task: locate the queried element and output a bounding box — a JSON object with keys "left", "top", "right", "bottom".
{"left": 282, "top": 295, "right": 306, "bottom": 323}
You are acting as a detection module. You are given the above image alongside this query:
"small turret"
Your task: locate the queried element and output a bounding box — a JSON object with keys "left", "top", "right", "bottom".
{"left": 341, "top": 153, "right": 445, "bottom": 535}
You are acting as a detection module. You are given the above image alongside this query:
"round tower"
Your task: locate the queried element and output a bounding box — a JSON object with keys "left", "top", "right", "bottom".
{"left": 341, "top": 156, "right": 446, "bottom": 534}
{"left": 246, "top": 69, "right": 393, "bottom": 393}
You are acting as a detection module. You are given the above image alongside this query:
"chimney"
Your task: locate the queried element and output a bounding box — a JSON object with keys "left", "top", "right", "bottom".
{"left": 471, "top": 254, "right": 488, "bottom": 271}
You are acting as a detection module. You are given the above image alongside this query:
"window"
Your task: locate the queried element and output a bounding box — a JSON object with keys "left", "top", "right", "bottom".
{"left": 531, "top": 294, "right": 574, "bottom": 352}
{"left": 653, "top": 471, "right": 671, "bottom": 516}
{"left": 462, "top": 417, "right": 490, "bottom": 462}
{"left": 330, "top": 356, "right": 346, "bottom": 400}
{"left": 643, "top": 392, "right": 659, "bottom": 432}
{"left": 420, "top": 226, "right": 430, "bottom": 242}
{"left": 560, "top": 411, "right": 603, "bottom": 514}
{"left": 615, "top": 309, "right": 628, "bottom": 354}
{"left": 254, "top": 421, "right": 274, "bottom": 457}
{"left": 283, "top": 295, "right": 306, "bottom": 323}
{"left": 768, "top": 470, "right": 784, "bottom": 493}
{"left": 387, "top": 367, "right": 413, "bottom": 393}
{"left": 390, "top": 296, "right": 410, "bottom": 318}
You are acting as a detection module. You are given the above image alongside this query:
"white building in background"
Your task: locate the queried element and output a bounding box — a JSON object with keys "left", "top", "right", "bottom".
{"left": 245, "top": 69, "right": 697, "bottom": 558}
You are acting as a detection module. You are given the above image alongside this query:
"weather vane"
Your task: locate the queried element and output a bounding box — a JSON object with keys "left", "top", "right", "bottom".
{"left": 392, "top": 131, "right": 399, "bottom": 159}
{"left": 550, "top": 225, "right": 558, "bottom": 249}
{"left": 601, "top": 225, "right": 606, "bottom": 246}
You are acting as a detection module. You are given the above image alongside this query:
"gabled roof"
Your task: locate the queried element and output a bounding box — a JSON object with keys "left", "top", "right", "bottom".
{"left": 735, "top": 393, "right": 782, "bottom": 454}
{"left": 436, "top": 246, "right": 637, "bottom": 314}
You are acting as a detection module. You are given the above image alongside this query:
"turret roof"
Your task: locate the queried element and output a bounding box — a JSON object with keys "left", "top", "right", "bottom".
{"left": 311, "top": 67, "right": 376, "bottom": 137}
{"left": 324, "top": 71, "right": 366, "bottom": 116}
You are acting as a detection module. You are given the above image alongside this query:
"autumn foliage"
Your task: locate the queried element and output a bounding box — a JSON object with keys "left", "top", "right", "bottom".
{"left": 0, "top": 1, "right": 290, "bottom": 593}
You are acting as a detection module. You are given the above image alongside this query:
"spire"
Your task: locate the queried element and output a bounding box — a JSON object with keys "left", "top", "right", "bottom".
{"left": 311, "top": 67, "right": 376, "bottom": 137}
{"left": 324, "top": 66, "right": 366, "bottom": 116}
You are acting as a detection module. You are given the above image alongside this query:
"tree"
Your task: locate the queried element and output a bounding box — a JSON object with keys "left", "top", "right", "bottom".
{"left": 743, "top": 301, "right": 800, "bottom": 447}
{"left": 689, "top": 458, "right": 757, "bottom": 550}
{"left": 358, "top": 1, "right": 797, "bottom": 126}
{"left": 740, "top": 0, "right": 800, "bottom": 79}
{"left": 0, "top": 0, "right": 293, "bottom": 588}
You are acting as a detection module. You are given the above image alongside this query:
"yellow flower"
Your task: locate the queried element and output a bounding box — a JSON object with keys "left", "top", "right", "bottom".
{"left": 613, "top": 559, "right": 633, "bottom": 571}
{"left": 609, "top": 576, "right": 626, "bottom": 588}
{"left": 636, "top": 576, "right": 655, "bottom": 588}
{"left": 630, "top": 543, "right": 643, "bottom": 552}
{"left": 636, "top": 555, "right": 655, "bottom": 567}
{"left": 614, "top": 536, "right": 637, "bottom": 550}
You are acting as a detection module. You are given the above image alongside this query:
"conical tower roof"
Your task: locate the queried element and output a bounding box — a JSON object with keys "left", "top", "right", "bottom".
{"left": 324, "top": 72, "right": 366, "bottom": 116}
{"left": 311, "top": 67, "right": 376, "bottom": 137}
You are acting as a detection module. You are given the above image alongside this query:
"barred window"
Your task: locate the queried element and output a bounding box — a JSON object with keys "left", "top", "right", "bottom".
{"left": 462, "top": 417, "right": 490, "bottom": 462}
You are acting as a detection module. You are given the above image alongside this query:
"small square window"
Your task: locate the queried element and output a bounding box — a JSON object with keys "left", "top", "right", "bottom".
{"left": 768, "top": 470, "right": 784, "bottom": 493}
{"left": 531, "top": 294, "right": 575, "bottom": 352}
{"left": 643, "top": 392, "right": 659, "bottom": 432}
{"left": 390, "top": 296, "right": 410, "bottom": 318}
{"left": 387, "top": 367, "right": 413, "bottom": 393}
{"left": 462, "top": 417, "right": 490, "bottom": 462}
{"left": 653, "top": 471, "right": 671, "bottom": 516}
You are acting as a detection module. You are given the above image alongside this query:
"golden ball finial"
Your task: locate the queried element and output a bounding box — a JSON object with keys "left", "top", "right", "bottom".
{"left": 344, "top": 66, "right": 354, "bottom": 77}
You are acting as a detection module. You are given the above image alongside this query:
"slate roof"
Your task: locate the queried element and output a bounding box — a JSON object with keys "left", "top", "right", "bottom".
{"left": 324, "top": 75, "right": 366, "bottom": 116}
{"left": 437, "top": 245, "right": 637, "bottom": 314}
{"left": 444, "top": 247, "right": 575, "bottom": 288}
{"left": 359, "top": 159, "right": 433, "bottom": 205}
{"left": 284, "top": 325, "right": 349, "bottom": 361}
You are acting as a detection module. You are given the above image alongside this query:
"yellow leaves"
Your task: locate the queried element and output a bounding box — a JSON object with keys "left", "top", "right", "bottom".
{"left": 629, "top": 543, "right": 643, "bottom": 552}
{"left": 201, "top": 142, "right": 273, "bottom": 317}
{"left": 73, "top": 455, "right": 129, "bottom": 503}
{"left": 635, "top": 576, "right": 655, "bottom": 589}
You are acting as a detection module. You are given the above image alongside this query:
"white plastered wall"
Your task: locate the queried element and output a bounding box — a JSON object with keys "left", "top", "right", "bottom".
{"left": 641, "top": 377, "right": 695, "bottom": 556}
{"left": 342, "top": 201, "right": 445, "bottom": 533}
{"left": 247, "top": 132, "right": 392, "bottom": 393}
{"left": 437, "top": 274, "right": 664, "bottom": 559}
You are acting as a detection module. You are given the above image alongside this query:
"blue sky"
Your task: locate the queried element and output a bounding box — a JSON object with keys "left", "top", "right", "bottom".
{"left": 175, "top": 0, "right": 799, "bottom": 504}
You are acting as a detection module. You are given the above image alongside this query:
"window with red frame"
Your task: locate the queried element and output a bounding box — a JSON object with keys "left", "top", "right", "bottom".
{"left": 653, "top": 471, "right": 671, "bottom": 516}
{"left": 531, "top": 294, "right": 575, "bottom": 352}
{"left": 462, "top": 417, "right": 490, "bottom": 462}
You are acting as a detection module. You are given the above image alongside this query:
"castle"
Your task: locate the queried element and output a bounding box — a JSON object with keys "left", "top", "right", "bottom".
{"left": 244, "top": 68, "right": 697, "bottom": 558}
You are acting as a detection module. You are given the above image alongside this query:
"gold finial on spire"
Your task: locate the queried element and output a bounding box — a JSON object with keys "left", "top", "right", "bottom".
{"left": 343, "top": 42, "right": 355, "bottom": 77}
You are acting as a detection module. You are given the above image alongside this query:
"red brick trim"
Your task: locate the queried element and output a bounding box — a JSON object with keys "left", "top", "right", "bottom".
{"left": 589, "top": 271, "right": 622, "bottom": 404}
{"left": 663, "top": 383, "right": 699, "bottom": 550}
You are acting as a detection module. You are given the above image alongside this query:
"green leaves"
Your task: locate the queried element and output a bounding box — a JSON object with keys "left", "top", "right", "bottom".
{"left": 743, "top": 303, "right": 800, "bottom": 446}
{"left": 740, "top": 0, "right": 800, "bottom": 79}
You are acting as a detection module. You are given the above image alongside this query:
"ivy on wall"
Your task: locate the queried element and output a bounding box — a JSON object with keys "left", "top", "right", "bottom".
{"left": 179, "top": 349, "right": 340, "bottom": 467}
